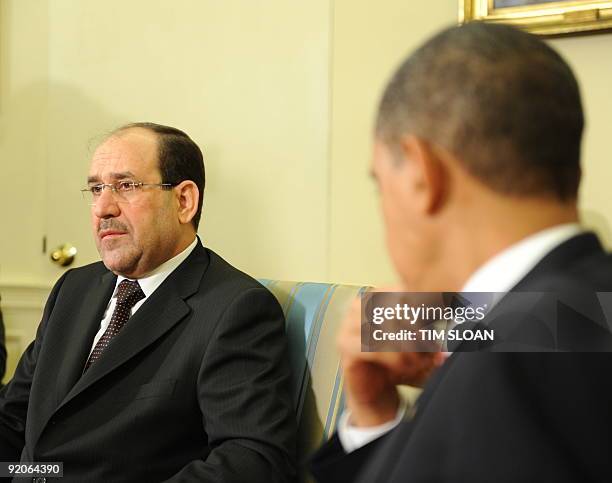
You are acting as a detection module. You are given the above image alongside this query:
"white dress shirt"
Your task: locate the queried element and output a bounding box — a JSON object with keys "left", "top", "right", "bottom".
{"left": 338, "top": 223, "right": 583, "bottom": 453}
{"left": 88, "top": 237, "right": 198, "bottom": 356}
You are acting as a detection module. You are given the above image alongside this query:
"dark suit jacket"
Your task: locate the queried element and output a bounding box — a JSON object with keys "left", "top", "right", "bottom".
{"left": 311, "top": 233, "right": 612, "bottom": 483}
{"left": 0, "top": 242, "right": 297, "bottom": 482}
{"left": 0, "top": 299, "right": 6, "bottom": 383}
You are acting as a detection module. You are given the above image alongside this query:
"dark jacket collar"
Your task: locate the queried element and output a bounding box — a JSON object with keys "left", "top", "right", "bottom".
{"left": 512, "top": 232, "right": 603, "bottom": 290}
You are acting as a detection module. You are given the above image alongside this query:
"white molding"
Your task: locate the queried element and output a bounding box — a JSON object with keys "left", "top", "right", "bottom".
{"left": 0, "top": 285, "right": 48, "bottom": 382}
{"left": 0, "top": 284, "right": 51, "bottom": 310}
{"left": 3, "top": 330, "right": 26, "bottom": 384}
{"left": 6, "top": 330, "right": 24, "bottom": 341}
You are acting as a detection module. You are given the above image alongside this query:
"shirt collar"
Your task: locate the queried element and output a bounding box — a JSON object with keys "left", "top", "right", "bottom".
{"left": 114, "top": 237, "right": 198, "bottom": 299}
{"left": 461, "top": 223, "right": 583, "bottom": 293}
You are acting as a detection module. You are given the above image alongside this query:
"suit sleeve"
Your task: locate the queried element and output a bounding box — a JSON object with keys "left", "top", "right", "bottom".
{"left": 0, "top": 272, "right": 68, "bottom": 460}
{"left": 163, "top": 286, "right": 297, "bottom": 483}
{"left": 0, "top": 297, "right": 7, "bottom": 383}
{"left": 512, "top": 352, "right": 612, "bottom": 482}
{"left": 309, "top": 432, "right": 387, "bottom": 483}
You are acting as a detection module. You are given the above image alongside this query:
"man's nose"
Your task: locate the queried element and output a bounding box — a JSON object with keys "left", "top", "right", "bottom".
{"left": 93, "top": 187, "right": 121, "bottom": 218}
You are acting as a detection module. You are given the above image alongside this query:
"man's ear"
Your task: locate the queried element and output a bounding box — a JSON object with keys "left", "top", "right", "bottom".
{"left": 174, "top": 181, "right": 199, "bottom": 226}
{"left": 399, "top": 135, "right": 447, "bottom": 214}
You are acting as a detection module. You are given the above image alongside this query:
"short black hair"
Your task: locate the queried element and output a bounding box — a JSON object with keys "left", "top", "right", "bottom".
{"left": 376, "top": 22, "right": 584, "bottom": 200}
{"left": 113, "top": 122, "right": 205, "bottom": 229}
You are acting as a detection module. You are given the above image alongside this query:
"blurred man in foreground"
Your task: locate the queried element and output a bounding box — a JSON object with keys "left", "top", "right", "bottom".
{"left": 312, "top": 22, "right": 612, "bottom": 482}
{"left": 0, "top": 123, "right": 296, "bottom": 482}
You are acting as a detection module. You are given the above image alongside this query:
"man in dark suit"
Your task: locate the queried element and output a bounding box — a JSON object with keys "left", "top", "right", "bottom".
{"left": 0, "top": 123, "right": 296, "bottom": 482}
{"left": 311, "top": 23, "right": 612, "bottom": 482}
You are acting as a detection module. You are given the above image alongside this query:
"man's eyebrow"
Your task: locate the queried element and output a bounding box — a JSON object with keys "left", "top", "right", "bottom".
{"left": 109, "top": 171, "right": 137, "bottom": 180}
{"left": 369, "top": 169, "right": 378, "bottom": 181}
{"left": 87, "top": 171, "right": 137, "bottom": 185}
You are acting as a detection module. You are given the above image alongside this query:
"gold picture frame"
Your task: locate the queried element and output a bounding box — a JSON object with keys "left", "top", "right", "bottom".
{"left": 460, "top": 0, "right": 612, "bottom": 36}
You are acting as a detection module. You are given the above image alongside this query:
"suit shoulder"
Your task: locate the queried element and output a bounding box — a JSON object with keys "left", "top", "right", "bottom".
{"left": 187, "top": 248, "right": 281, "bottom": 319}
{"left": 61, "top": 260, "right": 109, "bottom": 280}
{"left": 534, "top": 252, "right": 612, "bottom": 292}
{"left": 202, "top": 248, "right": 267, "bottom": 293}
{"left": 570, "top": 251, "right": 612, "bottom": 289}
{"left": 52, "top": 261, "right": 110, "bottom": 295}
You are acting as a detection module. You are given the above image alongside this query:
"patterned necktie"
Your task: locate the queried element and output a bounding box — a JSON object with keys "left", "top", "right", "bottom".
{"left": 84, "top": 279, "right": 145, "bottom": 372}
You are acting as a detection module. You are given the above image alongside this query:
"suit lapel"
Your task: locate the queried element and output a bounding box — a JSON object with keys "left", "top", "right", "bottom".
{"left": 30, "top": 268, "right": 116, "bottom": 450}
{"left": 57, "top": 242, "right": 210, "bottom": 411}
{"left": 54, "top": 270, "right": 117, "bottom": 406}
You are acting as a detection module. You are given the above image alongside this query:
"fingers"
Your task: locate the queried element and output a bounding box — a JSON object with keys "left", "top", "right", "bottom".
{"left": 337, "top": 295, "right": 442, "bottom": 389}
{"left": 337, "top": 292, "right": 445, "bottom": 425}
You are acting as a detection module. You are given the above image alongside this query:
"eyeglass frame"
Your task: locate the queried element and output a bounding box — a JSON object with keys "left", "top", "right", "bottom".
{"left": 80, "top": 180, "right": 179, "bottom": 205}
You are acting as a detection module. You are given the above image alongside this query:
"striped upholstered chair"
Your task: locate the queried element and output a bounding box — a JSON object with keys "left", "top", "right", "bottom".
{"left": 258, "top": 280, "right": 370, "bottom": 480}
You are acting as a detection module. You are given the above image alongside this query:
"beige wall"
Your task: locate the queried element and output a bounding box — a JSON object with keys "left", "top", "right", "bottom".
{"left": 1, "top": 1, "right": 612, "bottom": 370}
{"left": 42, "top": 0, "right": 332, "bottom": 285}
{"left": 0, "top": 0, "right": 333, "bottom": 379}
{"left": 329, "top": 0, "right": 459, "bottom": 285}
{"left": 549, "top": 34, "right": 612, "bottom": 249}
{"left": 330, "top": 1, "right": 612, "bottom": 286}
{"left": 0, "top": 0, "right": 49, "bottom": 287}
{"left": 1, "top": 0, "right": 331, "bottom": 290}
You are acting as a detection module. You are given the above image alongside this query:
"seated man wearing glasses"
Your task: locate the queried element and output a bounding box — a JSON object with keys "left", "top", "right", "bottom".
{"left": 0, "top": 123, "right": 296, "bottom": 482}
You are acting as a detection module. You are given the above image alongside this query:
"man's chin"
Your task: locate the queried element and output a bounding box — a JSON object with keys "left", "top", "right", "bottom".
{"left": 100, "top": 250, "right": 140, "bottom": 277}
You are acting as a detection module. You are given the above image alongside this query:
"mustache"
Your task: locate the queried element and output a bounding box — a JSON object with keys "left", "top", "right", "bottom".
{"left": 98, "top": 219, "right": 129, "bottom": 234}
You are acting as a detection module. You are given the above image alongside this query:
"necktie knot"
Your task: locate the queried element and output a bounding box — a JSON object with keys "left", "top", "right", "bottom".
{"left": 116, "top": 279, "right": 145, "bottom": 308}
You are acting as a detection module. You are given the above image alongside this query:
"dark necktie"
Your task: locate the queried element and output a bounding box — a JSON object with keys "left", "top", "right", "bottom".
{"left": 84, "top": 279, "right": 145, "bottom": 372}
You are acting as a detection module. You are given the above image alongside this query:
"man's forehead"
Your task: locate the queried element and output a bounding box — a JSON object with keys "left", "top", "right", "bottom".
{"left": 91, "top": 143, "right": 141, "bottom": 167}
{"left": 89, "top": 131, "right": 158, "bottom": 175}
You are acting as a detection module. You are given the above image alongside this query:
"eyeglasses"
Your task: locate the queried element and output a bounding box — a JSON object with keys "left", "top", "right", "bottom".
{"left": 80, "top": 181, "right": 177, "bottom": 205}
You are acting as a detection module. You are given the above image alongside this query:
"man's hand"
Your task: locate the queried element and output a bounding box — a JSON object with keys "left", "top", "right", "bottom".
{"left": 338, "top": 289, "right": 445, "bottom": 428}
